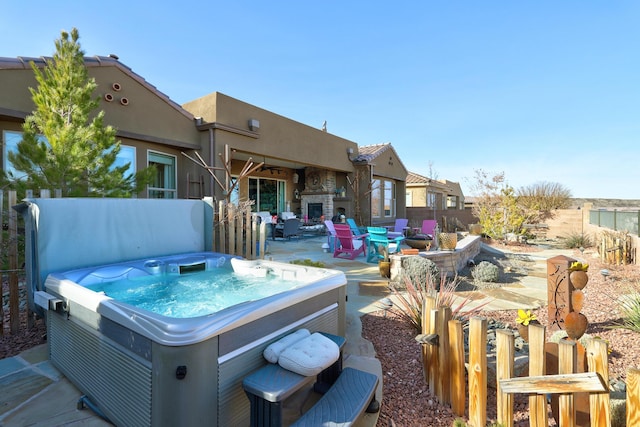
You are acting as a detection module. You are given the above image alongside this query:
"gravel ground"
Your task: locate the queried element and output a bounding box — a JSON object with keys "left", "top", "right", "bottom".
{"left": 362, "top": 242, "right": 640, "bottom": 426}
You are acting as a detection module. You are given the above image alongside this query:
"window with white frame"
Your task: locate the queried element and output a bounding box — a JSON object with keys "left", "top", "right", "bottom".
{"left": 371, "top": 178, "right": 396, "bottom": 219}
{"left": 148, "top": 151, "right": 176, "bottom": 199}
{"left": 427, "top": 191, "right": 437, "bottom": 208}
{"left": 384, "top": 180, "right": 395, "bottom": 217}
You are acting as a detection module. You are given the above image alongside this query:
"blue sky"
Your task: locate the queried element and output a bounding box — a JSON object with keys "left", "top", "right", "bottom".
{"left": 2, "top": 1, "right": 639, "bottom": 199}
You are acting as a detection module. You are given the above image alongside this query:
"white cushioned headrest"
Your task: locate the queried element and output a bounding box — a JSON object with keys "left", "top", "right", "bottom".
{"left": 278, "top": 332, "right": 340, "bottom": 376}
{"left": 263, "top": 329, "right": 310, "bottom": 364}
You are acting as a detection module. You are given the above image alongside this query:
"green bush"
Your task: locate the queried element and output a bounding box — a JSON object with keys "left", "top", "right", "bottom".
{"left": 561, "top": 231, "right": 592, "bottom": 249}
{"left": 400, "top": 256, "right": 440, "bottom": 290}
{"left": 471, "top": 261, "right": 499, "bottom": 283}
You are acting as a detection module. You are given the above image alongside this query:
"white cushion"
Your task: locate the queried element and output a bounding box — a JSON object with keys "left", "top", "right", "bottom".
{"left": 278, "top": 333, "right": 340, "bottom": 376}
{"left": 263, "top": 329, "right": 310, "bottom": 363}
{"left": 254, "top": 211, "right": 272, "bottom": 224}
{"left": 281, "top": 211, "right": 296, "bottom": 220}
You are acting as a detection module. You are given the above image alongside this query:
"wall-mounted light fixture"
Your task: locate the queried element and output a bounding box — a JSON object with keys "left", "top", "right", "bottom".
{"left": 347, "top": 148, "right": 354, "bottom": 155}
{"left": 292, "top": 172, "right": 299, "bottom": 184}
{"left": 248, "top": 119, "right": 260, "bottom": 132}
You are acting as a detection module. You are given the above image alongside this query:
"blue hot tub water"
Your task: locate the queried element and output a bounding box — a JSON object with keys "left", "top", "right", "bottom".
{"left": 85, "top": 268, "right": 299, "bottom": 319}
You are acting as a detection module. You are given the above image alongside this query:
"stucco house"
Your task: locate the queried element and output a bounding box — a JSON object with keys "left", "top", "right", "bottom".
{"left": 406, "top": 171, "right": 464, "bottom": 210}
{"left": 1, "top": 55, "right": 407, "bottom": 227}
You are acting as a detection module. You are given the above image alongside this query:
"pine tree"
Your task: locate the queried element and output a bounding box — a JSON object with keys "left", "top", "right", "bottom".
{"left": 7, "top": 28, "right": 153, "bottom": 197}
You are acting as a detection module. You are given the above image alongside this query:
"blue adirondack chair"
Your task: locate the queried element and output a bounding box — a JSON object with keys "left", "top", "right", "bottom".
{"left": 366, "top": 226, "right": 404, "bottom": 263}
{"left": 346, "top": 218, "right": 367, "bottom": 235}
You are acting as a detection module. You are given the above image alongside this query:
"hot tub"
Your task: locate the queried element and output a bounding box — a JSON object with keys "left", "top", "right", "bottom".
{"left": 37, "top": 252, "right": 347, "bottom": 427}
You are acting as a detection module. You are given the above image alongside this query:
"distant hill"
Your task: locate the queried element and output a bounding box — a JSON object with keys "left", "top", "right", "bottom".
{"left": 570, "top": 198, "right": 640, "bottom": 209}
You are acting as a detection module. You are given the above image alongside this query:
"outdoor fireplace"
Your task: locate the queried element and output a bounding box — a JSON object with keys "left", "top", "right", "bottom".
{"left": 307, "top": 203, "right": 323, "bottom": 222}
{"left": 300, "top": 168, "right": 339, "bottom": 221}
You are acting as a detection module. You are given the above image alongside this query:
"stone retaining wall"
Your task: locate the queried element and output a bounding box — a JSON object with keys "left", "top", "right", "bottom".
{"left": 389, "top": 235, "right": 481, "bottom": 282}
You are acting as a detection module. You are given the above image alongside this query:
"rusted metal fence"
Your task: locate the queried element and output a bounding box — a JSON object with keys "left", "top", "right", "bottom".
{"left": 1, "top": 190, "right": 37, "bottom": 336}
{"left": 420, "top": 295, "right": 639, "bottom": 426}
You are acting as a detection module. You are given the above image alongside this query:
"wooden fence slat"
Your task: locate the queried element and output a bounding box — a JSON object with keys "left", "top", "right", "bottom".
{"left": 468, "top": 317, "right": 487, "bottom": 427}
{"left": 496, "top": 329, "right": 514, "bottom": 427}
{"left": 628, "top": 369, "right": 640, "bottom": 427}
{"left": 587, "top": 339, "right": 611, "bottom": 426}
{"left": 217, "top": 201, "right": 226, "bottom": 254}
{"left": 421, "top": 296, "right": 436, "bottom": 385}
{"left": 247, "top": 209, "right": 255, "bottom": 260}
{"left": 8, "top": 191, "right": 19, "bottom": 334}
{"left": 500, "top": 372, "right": 608, "bottom": 395}
{"left": 228, "top": 204, "right": 236, "bottom": 255}
{"left": 429, "top": 308, "right": 439, "bottom": 394}
{"left": 528, "top": 323, "right": 548, "bottom": 427}
{"left": 0, "top": 190, "right": 4, "bottom": 336}
{"left": 437, "top": 306, "right": 451, "bottom": 404}
{"left": 259, "top": 222, "right": 266, "bottom": 260}
{"left": 448, "top": 319, "right": 465, "bottom": 417}
{"left": 558, "top": 340, "right": 577, "bottom": 427}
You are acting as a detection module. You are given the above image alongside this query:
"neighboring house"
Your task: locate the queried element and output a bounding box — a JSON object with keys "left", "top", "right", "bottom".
{"left": 406, "top": 172, "right": 465, "bottom": 210}
{"left": 0, "top": 55, "right": 406, "bottom": 226}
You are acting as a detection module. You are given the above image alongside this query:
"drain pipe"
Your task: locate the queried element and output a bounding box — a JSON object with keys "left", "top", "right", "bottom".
{"left": 77, "top": 395, "right": 112, "bottom": 424}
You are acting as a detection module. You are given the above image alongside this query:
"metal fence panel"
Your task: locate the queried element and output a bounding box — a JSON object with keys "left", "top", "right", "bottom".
{"left": 589, "top": 209, "right": 640, "bottom": 236}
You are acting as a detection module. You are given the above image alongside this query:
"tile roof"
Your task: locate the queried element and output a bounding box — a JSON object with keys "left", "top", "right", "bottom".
{"left": 406, "top": 171, "right": 430, "bottom": 184}
{"left": 352, "top": 142, "right": 393, "bottom": 163}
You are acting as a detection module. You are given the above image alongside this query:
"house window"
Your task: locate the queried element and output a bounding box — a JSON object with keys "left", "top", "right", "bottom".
{"left": 371, "top": 178, "right": 396, "bottom": 219}
{"left": 113, "top": 145, "right": 136, "bottom": 179}
{"left": 371, "top": 179, "right": 380, "bottom": 217}
{"left": 248, "top": 177, "right": 286, "bottom": 214}
{"left": 2, "top": 130, "right": 47, "bottom": 180}
{"left": 427, "top": 192, "right": 436, "bottom": 208}
{"left": 148, "top": 151, "right": 176, "bottom": 199}
{"left": 229, "top": 176, "right": 239, "bottom": 205}
{"left": 384, "top": 180, "right": 395, "bottom": 217}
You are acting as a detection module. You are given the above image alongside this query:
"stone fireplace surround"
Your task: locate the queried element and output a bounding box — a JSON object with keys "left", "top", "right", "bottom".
{"left": 300, "top": 168, "right": 337, "bottom": 222}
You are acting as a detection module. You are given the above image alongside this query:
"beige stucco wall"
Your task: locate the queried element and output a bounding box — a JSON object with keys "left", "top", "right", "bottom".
{"left": 0, "top": 65, "right": 199, "bottom": 146}
{"left": 1, "top": 61, "right": 204, "bottom": 199}
{"left": 184, "top": 92, "right": 358, "bottom": 172}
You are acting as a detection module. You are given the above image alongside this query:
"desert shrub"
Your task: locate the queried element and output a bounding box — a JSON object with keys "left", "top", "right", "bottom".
{"left": 561, "top": 231, "right": 592, "bottom": 249}
{"left": 400, "top": 256, "right": 440, "bottom": 290}
{"left": 390, "top": 273, "right": 490, "bottom": 333}
{"left": 471, "top": 261, "right": 499, "bottom": 283}
{"left": 617, "top": 287, "right": 640, "bottom": 333}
